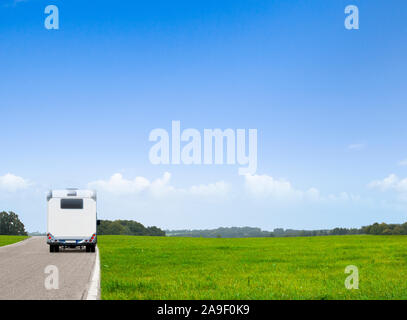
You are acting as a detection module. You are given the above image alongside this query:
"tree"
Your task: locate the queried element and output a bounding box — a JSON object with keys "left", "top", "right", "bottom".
{"left": 97, "top": 219, "right": 165, "bottom": 236}
{"left": 392, "top": 226, "right": 403, "bottom": 235}
{"left": 109, "top": 221, "right": 126, "bottom": 235}
{"left": 0, "top": 211, "right": 27, "bottom": 235}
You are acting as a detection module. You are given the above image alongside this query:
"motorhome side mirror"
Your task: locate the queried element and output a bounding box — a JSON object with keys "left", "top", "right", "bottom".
{"left": 97, "top": 220, "right": 101, "bottom": 226}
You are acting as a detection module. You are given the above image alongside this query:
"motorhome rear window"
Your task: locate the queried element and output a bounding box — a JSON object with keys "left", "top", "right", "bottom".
{"left": 61, "top": 199, "right": 83, "bottom": 209}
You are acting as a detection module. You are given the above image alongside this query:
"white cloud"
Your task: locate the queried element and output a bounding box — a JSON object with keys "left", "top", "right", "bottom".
{"left": 326, "top": 192, "right": 360, "bottom": 202}
{"left": 348, "top": 143, "right": 365, "bottom": 151}
{"left": 244, "top": 174, "right": 320, "bottom": 201}
{"left": 189, "top": 181, "right": 229, "bottom": 197}
{"left": 88, "top": 172, "right": 229, "bottom": 198}
{"left": 89, "top": 172, "right": 361, "bottom": 206}
{"left": 398, "top": 159, "right": 407, "bottom": 166}
{"left": 88, "top": 172, "right": 172, "bottom": 195}
{"left": 244, "top": 174, "right": 360, "bottom": 204}
{"left": 369, "top": 174, "right": 407, "bottom": 197}
{"left": 368, "top": 174, "right": 407, "bottom": 203}
{"left": 368, "top": 174, "right": 399, "bottom": 191}
{"left": 0, "top": 173, "right": 30, "bottom": 192}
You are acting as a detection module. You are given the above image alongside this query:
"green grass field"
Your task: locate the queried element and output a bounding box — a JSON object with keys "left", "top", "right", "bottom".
{"left": 0, "top": 235, "right": 28, "bottom": 247}
{"left": 98, "top": 235, "right": 407, "bottom": 300}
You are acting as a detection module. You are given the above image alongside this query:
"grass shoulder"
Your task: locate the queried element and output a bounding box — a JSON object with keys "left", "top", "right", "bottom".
{"left": 0, "top": 235, "right": 29, "bottom": 247}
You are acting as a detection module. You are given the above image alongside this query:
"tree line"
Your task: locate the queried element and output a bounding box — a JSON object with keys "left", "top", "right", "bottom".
{"left": 271, "top": 227, "right": 363, "bottom": 237}
{"left": 167, "top": 222, "right": 407, "bottom": 238}
{"left": 361, "top": 222, "right": 407, "bottom": 235}
{"left": 1, "top": 209, "right": 406, "bottom": 238}
{"left": 97, "top": 219, "right": 165, "bottom": 236}
{"left": 0, "top": 211, "right": 28, "bottom": 235}
{"left": 272, "top": 223, "right": 407, "bottom": 237}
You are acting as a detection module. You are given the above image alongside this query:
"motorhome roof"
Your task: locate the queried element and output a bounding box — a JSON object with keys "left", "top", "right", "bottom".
{"left": 48, "top": 189, "right": 97, "bottom": 199}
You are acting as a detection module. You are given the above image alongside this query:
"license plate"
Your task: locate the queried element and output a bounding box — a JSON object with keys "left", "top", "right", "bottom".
{"left": 65, "top": 240, "right": 76, "bottom": 244}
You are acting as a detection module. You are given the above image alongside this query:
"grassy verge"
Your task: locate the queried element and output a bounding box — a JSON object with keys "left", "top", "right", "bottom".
{"left": 0, "top": 235, "right": 29, "bottom": 247}
{"left": 98, "top": 235, "right": 407, "bottom": 300}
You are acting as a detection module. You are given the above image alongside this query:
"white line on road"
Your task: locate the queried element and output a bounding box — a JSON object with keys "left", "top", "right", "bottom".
{"left": 86, "top": 246, "right": 100, "bottom": 300}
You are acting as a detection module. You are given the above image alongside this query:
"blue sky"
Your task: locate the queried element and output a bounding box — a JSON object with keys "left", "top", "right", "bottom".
{"left": 1, "top": 0, "right": 407, "bottom": 232}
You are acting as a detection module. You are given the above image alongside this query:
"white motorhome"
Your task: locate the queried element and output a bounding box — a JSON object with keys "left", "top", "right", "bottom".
{"left": 47, "top": 189, "right": 99, "bottom": 253}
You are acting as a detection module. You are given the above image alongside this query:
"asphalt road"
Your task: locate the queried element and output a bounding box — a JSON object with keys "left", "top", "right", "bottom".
{"left": 0, "top": 237, "right": 96, "bottom": 300}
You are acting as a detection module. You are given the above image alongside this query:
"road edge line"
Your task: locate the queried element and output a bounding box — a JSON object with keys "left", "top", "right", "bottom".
{"left": 86, "top": 245, "right": 100, "bottom": 300}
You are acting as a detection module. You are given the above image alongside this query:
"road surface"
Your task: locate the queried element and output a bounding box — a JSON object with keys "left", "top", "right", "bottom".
{"left": 0, "top": 237, "right": 97, "bottom": 300}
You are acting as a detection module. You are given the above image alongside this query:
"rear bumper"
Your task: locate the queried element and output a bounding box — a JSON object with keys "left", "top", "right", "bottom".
{"left": 47, "top": 237, "right": 97, "bottom": 246}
